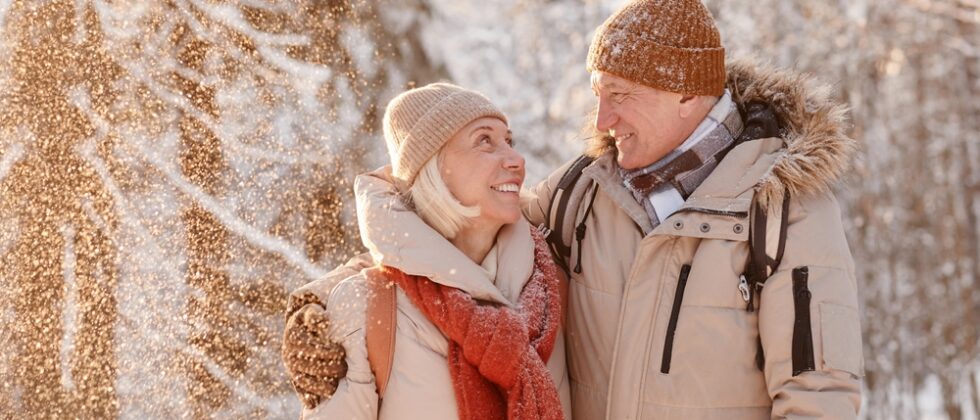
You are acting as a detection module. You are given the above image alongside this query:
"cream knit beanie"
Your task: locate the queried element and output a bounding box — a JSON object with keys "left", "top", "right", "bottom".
{"left": 382, "top": 83, "right": 508, "bottom": 190}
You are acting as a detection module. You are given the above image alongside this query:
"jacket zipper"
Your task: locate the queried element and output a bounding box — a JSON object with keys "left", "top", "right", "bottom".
{"left": 660, "top": 264, "right": 692, "bottom": 374}
{"left": 791, "top": 266, "right": 815, "bottom": 376}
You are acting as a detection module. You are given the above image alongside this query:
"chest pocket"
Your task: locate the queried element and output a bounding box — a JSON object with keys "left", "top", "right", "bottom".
{"left": 679, "top": 239, "right": 752, "bottom": 309}
{"left": 646, "top": 235, "right": 772, "bottom": 409}
{"left": 660, "top": 210, "right": 752, "bottom": 310}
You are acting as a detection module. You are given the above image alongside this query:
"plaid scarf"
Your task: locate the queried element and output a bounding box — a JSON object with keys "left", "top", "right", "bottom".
{"left": 620, "top": 93, "right": 744, "bottom": 226}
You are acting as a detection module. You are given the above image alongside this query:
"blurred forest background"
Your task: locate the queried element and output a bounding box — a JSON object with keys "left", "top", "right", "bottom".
{"left": 0, "top": 0, "right": 976, "bottom": 419}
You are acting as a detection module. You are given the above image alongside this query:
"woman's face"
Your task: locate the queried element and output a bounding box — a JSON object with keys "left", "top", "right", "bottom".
{"left": 439, "top": 117, "right": 525, "bottom": 229}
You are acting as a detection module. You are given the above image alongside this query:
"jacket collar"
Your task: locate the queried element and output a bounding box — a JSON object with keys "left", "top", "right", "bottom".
{"left": 583, "top": 154, "right": 655, "bottom": 234}
{"left": 726, "top": 58, "right": 856, "bottom": 208}
{"left": 355, "top": 168, "right": 534, "bottom": 306}
{"left": 584, "top": 59, "right": 856, "bottom": 211}
{"left": 584, "top": 137, "right": 784, "bottom": 240}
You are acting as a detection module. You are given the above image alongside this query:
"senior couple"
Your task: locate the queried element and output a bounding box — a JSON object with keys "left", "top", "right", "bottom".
{"left": 282, "top": 0, "right": 864, "bottom": 418}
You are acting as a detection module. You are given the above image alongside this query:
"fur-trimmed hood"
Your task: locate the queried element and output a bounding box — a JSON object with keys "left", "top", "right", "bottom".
{"left": 585, "top": 59, "right": 856, "bottom": 207}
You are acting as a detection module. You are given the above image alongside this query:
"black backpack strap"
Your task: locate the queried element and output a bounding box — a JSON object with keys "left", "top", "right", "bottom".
{"left": 573, "top": 183, "right": 600, "bottom": 274}
{"left": 544, "top": 155, "right": 595, "bottom": 275}
{"left": 746, "top": 199, "right": 769, "bottom": 313}
{"left": 773, "top": 192, "right": 791, "bottom": 269}
{"left": 745, "top": 190, "right": 791, "bottom": 312}
{"left": 738, "top": 100, "right": 787, "bottom": 312}
{"left": 746, "top": 190, "right": 792, "bottom": 370}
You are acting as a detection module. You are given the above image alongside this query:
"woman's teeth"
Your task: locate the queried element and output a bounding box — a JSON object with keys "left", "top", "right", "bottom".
{"left": 491, "top": 183, "right": 520, "bottom": 193}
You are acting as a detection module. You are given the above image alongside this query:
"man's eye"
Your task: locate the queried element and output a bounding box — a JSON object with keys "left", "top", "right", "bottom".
{"left": 479, "top": 135, "right": 492, "bottom": 145}
{"left": 611, "top": 92, "right": 627, "bottom": 102}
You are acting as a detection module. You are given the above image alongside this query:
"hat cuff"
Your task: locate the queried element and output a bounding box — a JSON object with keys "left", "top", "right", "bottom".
{"left": 588, "top": 37, "right": 725, "bottom": 96}
{"left": 393, "top": 92, "right": 507, "bottom": 187}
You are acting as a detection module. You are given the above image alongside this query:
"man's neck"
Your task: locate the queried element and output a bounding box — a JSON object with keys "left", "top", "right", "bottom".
{"left": 671, "top": 94, "right": 727, "bottom": 156}
{"left": 682, "top": 96, "right": 721, "bottom": 144}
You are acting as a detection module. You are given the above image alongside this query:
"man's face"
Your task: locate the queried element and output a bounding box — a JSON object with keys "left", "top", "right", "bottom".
{"left": 591, "top": 71, "right": 690, "bottom": 170}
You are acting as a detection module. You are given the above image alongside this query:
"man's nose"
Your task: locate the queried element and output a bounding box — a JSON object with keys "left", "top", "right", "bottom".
{"left": 594, "top": 99, "right": 617, "bottom": 132}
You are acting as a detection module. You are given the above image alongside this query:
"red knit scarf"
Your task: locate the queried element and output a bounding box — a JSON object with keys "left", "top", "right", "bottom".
{"left": 380, "top": 227, "right": 564, "bottom": 420}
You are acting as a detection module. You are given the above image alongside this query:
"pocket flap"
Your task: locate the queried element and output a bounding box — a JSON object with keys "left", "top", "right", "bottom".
{"left": 819, "top": 302, "right": 864, "bottom": 377}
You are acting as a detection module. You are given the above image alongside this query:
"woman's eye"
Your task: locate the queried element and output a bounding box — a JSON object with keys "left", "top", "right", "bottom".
{"left": 611, "top": 92, "right": 626, "bottom": 103}
{"left": 478, "top": 135, "right": 492, "bottom": 145}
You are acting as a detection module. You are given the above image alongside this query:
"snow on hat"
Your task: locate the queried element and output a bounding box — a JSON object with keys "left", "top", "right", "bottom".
{"left": 382, "top": 83, "right": 508, "bottom": 190}
{"left": 587, "top": 0, "right": 726, "bottom": 96}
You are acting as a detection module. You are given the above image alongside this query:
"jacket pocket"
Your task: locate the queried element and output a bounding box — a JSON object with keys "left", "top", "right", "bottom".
{"left": 660, "top": 264, "right": 692, "bottom": 374}
{"left": 820, "top": 302, "right": 864, "bottom": 376}
{"left": 791, "top": 266, "right": 815, "bottom": 376}
{"left": 790, "top": 265, "right": 864, "bottom": 378}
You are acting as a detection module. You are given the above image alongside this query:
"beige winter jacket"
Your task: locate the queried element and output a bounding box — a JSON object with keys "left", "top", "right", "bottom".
{"left": 522, "top": 61, "right": 864, "bottom": 419}
{"left": 294, "top": 170, "right": 572, "bottom": 419}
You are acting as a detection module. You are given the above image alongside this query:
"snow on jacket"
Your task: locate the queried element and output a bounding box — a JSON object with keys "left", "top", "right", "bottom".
{"left": 296, "top": 169, "right": 572, "bottom": 419}
{"left": 522, "top": 59, "right": 864, "bottom": 419}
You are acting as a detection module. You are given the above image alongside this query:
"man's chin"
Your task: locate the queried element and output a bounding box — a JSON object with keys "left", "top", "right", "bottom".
{"left": 616, "top": 152, "right": 639, "bottom": 170}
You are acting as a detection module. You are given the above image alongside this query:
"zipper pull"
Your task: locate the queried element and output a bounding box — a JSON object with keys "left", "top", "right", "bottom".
{"left": 738, "top": 275, "right": 751, "bottom": 302}
{"left": 739, "top": 274, "right": 755, "bottom": 312}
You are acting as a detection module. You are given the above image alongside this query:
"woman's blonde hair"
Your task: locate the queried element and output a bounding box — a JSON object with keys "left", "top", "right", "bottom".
{"left": 408, "top": 155, "right": 480, "bottom": 239}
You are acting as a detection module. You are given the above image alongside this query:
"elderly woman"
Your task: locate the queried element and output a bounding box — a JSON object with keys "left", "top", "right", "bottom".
{"left": 298, "top": 83, "right": 571, "bottom": 419}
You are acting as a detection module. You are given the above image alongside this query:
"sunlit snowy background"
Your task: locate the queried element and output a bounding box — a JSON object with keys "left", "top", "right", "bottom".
{"left": 0, "top": 0, "right": 977, "bottom": 419}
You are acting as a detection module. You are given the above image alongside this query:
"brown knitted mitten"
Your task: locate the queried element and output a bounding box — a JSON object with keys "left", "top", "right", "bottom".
{"left": 282, "top": 302, "right": 348, "bottom": 409}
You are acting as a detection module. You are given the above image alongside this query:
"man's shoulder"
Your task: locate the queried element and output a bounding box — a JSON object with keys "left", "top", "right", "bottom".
{"left": 788, "top": 187, "right": 845, "bottom": 228}
{"left": 539, "top": 155, "right": 595, "bottom": 188}
{"left": 524, "top": 154, "right": 597, "bottom": 226}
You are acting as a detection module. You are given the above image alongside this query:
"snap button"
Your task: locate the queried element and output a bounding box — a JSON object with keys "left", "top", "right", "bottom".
{"left": 673, "top": 220, "right": 684, "bottom": 230}
{"left": 733, "top": 224, "right": 743, "bottom": 234}
{"left": 699, "top": 223, "right": 711, "bottom": 233}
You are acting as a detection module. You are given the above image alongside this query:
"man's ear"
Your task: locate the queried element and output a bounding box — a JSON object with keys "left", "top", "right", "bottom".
{"left": 678, "top": 94, "right": 700, "bottom": 119}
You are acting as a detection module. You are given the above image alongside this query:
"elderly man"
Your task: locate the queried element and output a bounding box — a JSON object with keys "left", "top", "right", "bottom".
{"left": 283, "top": 0, "right": 864, "bottom": 418}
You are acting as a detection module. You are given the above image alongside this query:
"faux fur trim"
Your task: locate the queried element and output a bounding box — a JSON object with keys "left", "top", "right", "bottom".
{"left": 727, "top": 58, "right": 855, "bottom": 208}
{"left": 584, "top": 59, "right": 856, "bottom": 209}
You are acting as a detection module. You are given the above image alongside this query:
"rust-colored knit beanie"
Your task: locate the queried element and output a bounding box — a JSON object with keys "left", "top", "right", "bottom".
{"left": 382, "top": 83, "right": 507, "bottom": 191}
{"left": 587, "top": 0, "right": 726, "bottom": 96}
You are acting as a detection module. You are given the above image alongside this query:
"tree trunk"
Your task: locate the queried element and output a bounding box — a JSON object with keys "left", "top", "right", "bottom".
{"left": 0, "top": 1, "right": 120, "bottom": 417}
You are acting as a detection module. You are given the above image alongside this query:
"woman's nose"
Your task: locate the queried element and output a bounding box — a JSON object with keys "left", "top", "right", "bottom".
{"left": 503, "top": 146, "right": 525, "bottom": 171}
